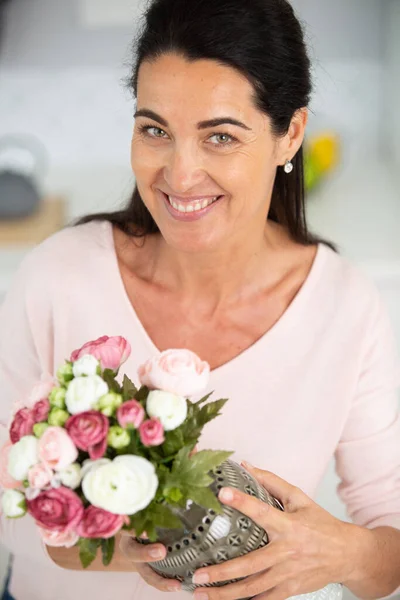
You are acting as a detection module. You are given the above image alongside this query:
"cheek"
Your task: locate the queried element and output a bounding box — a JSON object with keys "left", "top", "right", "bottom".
{"left": 130, "top": 138, "right": 162, "bottom": 178}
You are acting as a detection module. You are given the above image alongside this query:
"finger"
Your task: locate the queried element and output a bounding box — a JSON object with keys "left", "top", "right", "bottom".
{"left": 242, "top": 462, "right": 308, "bottom": 509}
{"left": 193, "top": 569, "right": 277, "bottom": 600}
{"left": 193, "top": 543, "right": 293, "bottom": 585}
{"left": 119, "top": 535, "right": 167, "bottom": 562}
{"left": 218, "top": 487, "right": 288, "bottom": 535}
{"left": 136, "top": 563, "right": 182, "bottom": 593}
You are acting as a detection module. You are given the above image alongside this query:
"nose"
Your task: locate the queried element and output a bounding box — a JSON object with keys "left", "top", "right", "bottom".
{"left": 163, "top": 145, "right": 206, "bottom": 194}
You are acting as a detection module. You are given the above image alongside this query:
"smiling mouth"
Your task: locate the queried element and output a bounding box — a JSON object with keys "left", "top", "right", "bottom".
{"left": 165, "top": 194, "right": 222, "bottom": 214}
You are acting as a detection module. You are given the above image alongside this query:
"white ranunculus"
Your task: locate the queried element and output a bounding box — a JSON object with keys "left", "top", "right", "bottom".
{"left": 82, "top": 455, "right": 158, "bottom": 515}
{"left": 146, "top": 390, "right": 188, "bottom": 431}
{"left": 8, "top": 436, "right": 39, "bottom": 481}
{"left": 65, "top": 375, "right": 108, "bottom": 415}
{"left": 59, "top": 463, "right": 82, "bottom": 489}
{"left": 81, "top": 458, "right": 111, "bottom": 479}
{"left": 2, "top": 489, "right": 27, "bottom": 518}
{"left": 72, "top": 355, "right": 100, "bottom": 377}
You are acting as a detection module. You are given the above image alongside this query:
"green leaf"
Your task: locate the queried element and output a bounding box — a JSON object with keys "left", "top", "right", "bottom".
{"left": 103, "top": 369, "right": 122, "bottom": 393}
{"left": 189, "top": 450, "right": 233, "bottom": 475}
{"left": 162, "top": 428, "right": 185, "bottom": 456}
{"left": 122, "top": 375, "right": 138, "bottom": 401}
{"left": 187, "top": 487, "right": 222, "bottom": 513}
{"left": 193, "top": 391, "right": 214, "bottom": 406}
{"left": 101, "top": 537, "right": 115, "bottom": 566}
{"left": 180, "top": 399, "right": 229, "bottom": 445}
{"left": 169, "top": 447, "right": 232, "bottom": 488}
{"left": 78, "top": 538, "right": 100, "bottom": 569}
{"left": 135, "top": 385, "right": 150, "bottom": 404}
{"left": 152, "top": 503, "right": 182, "bottom": 530}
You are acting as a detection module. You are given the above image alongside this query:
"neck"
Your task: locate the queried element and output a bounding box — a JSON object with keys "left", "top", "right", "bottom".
{"left": 148, "top": 221, "right": 286, "bottom": 310}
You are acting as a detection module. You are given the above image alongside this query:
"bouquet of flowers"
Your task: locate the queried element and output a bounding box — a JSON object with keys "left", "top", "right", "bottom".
{"left": 0, "top": 336, "right": 232, "bottom": 568}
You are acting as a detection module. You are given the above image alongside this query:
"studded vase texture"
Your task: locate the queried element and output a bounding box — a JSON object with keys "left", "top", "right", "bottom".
{"left": 144, "top": 460, "right": 343, "bottom": 600}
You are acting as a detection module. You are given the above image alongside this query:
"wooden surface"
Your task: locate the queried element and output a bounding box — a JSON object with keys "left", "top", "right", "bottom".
{"left": 0, "top": 198, "right": 66, "bottom": 246}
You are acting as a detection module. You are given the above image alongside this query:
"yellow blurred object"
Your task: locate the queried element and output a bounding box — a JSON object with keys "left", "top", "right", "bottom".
{"left": 307, "top": 132, "right": 340, "bottom": 173}
{"left": 304, "top": 132, "right": 340, "bottom": 193}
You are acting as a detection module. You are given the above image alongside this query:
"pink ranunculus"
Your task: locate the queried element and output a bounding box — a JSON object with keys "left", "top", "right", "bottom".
{"left": 38, "top": 427, "right": 78, "bottom": 472}
{"left": 70, "top": 336, "right": 131, "bottom": 371}
{"left": 28, "top": 486, "right": 84, "bottom": 532}
{"left": 76, "top": 506, "right": 125, "bottom": 539}
{"left": 32, "top": 399, "right": 51, "bottom": 424}
{"left": 139, "top": 418, "right": 165, "bottom": 447}
{"left": 39, "top": 526, "right": 79, "bottom": 548}
{"left": 0, "top": 441, "right": 22, "bottom": 489}
{"left": 65, "top": 411, "right": 109, "bottom": 460}
{"left": 9, "top": 408, "right": 35, "bottom": 444}
{"left": 117, "top": 400, "right": 145, "bottom": 429}
{"left": 138, "top": 349, "right": 210, "bottom": 397}
{"left": 28, "top": 463, "right": 53, "bottom": 489}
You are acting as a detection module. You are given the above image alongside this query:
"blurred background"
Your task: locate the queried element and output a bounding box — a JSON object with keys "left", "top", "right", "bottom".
{"left": 0, "top": 0, "right": 399, "bottom": 597}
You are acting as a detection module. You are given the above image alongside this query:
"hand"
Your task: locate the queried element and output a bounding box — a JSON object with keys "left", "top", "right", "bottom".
{"left": 192, "top": 462, "right": 362, "bottom": 600}
{"left": 119, "top": 532, "right": 182, "bottom": 593}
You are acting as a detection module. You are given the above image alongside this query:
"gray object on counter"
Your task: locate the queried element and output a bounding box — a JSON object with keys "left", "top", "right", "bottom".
{"left": 0, "top": 134, "right": 48, "bottom": 219}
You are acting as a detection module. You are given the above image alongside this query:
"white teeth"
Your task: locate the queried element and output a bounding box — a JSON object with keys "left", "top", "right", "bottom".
{"left": 168, "top": 195, "right": 220, "bottom": 213}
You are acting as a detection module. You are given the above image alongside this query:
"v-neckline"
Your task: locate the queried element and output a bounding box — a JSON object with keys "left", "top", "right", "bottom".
{"left": 104, "top": 220, "right": 326, "bottom": 375}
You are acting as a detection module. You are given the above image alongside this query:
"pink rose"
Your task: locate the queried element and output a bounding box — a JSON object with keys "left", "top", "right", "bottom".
{"left": 138, "top": 349, "right": 210, "bottom": 397}
{"left": 38, "top": 427, "right": 78, "bottom": 471}
{"left": 28, "top": 463, "right": 53, "bottom": 489}
{"left": 0, "top": 441, "right": 22, "bottom": 489}
{"left": 28, "top": 486, "right": 84, "bottom": 532}
{"left": 9, "top": 408, "right": 35, "bottom": 444}
{"left": 117, "top": 400, "right": 145, "bottom": 429}
{"left": 70, "top": 336, "right": 131, "bottom": 371}
{"left": 76, "top": 506, "right": 126, "bottom": 539}
{"left": 39, "top": 526, "right": 79, "bottom": 548}
{"left": 139, "top": 418, "right": 165, "bottom": 447}
{"left": 12, "top": 374, "right": 55, "bottom": 416}
{"left": 32, "top": 399, "right": 51, "bottom": 424}
{"left": 65, "top": 411, "right": 109, "bottom": 460}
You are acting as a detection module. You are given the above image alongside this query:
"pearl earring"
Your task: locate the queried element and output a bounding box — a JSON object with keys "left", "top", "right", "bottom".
{"left": 284, "top": 159, "right": 293, "bottom": 174}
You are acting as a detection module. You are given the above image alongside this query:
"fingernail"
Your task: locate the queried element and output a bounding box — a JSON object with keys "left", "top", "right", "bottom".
{"left": 193, "top": 572, "right": 210, "bottom": 584}
{"left": 219, "top": 487, "right": 233, "bottom": 502}
{"left": 167, "top": 583, "right": 181, "bottom": 592}
{"left": 241, "top": 460, "right": 254, "bottom": 470}
{"left": 194, "top": 592, "right": 209, "bottom": 600}
{"left": 149, "top": 548, "right": 164, "bottom": 559}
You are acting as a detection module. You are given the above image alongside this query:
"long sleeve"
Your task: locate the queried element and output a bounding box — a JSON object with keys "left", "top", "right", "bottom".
{"left": 334, "top": 290, "right": 400, "bottom": 597}
{"left": 0, "top": 248, "right": 55, "bottom": 559}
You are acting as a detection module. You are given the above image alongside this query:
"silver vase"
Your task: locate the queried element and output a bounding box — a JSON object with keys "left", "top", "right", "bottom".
{"left": 146, "top": 460, "right": 343, "bottom": 600}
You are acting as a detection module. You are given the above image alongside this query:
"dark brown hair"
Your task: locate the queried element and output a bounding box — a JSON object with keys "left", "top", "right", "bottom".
{"left": 75, "top": 0, "right": 335, "bottom": 251}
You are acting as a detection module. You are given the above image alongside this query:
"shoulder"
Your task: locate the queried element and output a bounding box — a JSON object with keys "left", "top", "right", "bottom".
{"left": 2, "top": 220, "right": 112, "bottom": 310}
{"left": 14, "top": 220, "right": 111, "bottom": 281}
{"left": 318, "top": 243, "right": 388, "bottom": 329}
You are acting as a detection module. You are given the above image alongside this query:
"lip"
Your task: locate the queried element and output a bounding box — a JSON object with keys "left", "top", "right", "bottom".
{"left": 160, "top": 191, "right": 223, "bottom": 222}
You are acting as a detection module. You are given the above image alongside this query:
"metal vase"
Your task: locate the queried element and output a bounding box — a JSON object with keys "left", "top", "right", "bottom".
{"left": 146, "top": 460, "right": 343, "bottom": 600}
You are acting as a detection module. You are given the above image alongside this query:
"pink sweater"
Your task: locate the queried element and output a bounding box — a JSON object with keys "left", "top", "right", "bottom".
{"left": 1, "top": 220, "right": 400, "bottom": 600}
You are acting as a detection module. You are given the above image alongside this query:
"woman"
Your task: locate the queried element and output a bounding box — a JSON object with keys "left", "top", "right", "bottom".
{"left": 1, "top": 0, "right": 400, "bottom": 599}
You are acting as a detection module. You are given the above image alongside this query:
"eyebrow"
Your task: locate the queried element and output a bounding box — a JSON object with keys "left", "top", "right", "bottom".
{"left": 134, "top": 109, "right": 252, "bottom": 131}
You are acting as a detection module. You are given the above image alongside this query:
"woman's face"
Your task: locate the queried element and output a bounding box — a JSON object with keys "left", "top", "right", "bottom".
{"left": 131, "top": 53, "right": 299, "bottom": 253}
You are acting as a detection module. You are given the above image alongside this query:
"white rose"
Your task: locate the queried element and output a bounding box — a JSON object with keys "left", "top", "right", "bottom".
{"left": 81, "top": 458, "right": 111, "bottom": 478}
{"left": 8, "top": 436, "right": 39, "bottom": 481}
{"left": 82, "top": 455, "right": 158, "bottom": 515}
{"left": 72, "top": 355, "right": 100, "bottom": 377}
{"left": 146, "top": 390, "right": 187, "bottom": 431}
{"left": 65, "top": 375, "right": 108, "bottom": 415}
{"left": 59, "top": 463, "right": 82, "bottom": 489}
{"left": 1, "top": 489, "right": 27, "bottom": 518}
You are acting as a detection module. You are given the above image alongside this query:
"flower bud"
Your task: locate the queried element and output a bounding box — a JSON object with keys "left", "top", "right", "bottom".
{"left": 49, "top": 387, "right": 66, "bottom": 409}
{"left": 2, "top": 489, "right": 27, "bottom": 518}
{"left": 107, "top": 426, "right": 130, "bottom": 450}
{"left": 97, "top": 392, "right": 123, "bottom": 417}
{"left": 33, "top": 422, "right": 49, "bottom": 438}
{"left": 48, "top": 408, "right": 69, "bottom": 428}
{"left": 56, "top": 362, "right": 74, "bottom": 386}
{"left": 59, "top": 463, "right": 82, "bottom": 489}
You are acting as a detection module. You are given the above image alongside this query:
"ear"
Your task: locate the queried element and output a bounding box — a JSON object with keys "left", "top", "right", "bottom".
{"left": 275, "top": 107, "right": 308, "bottom": 166}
